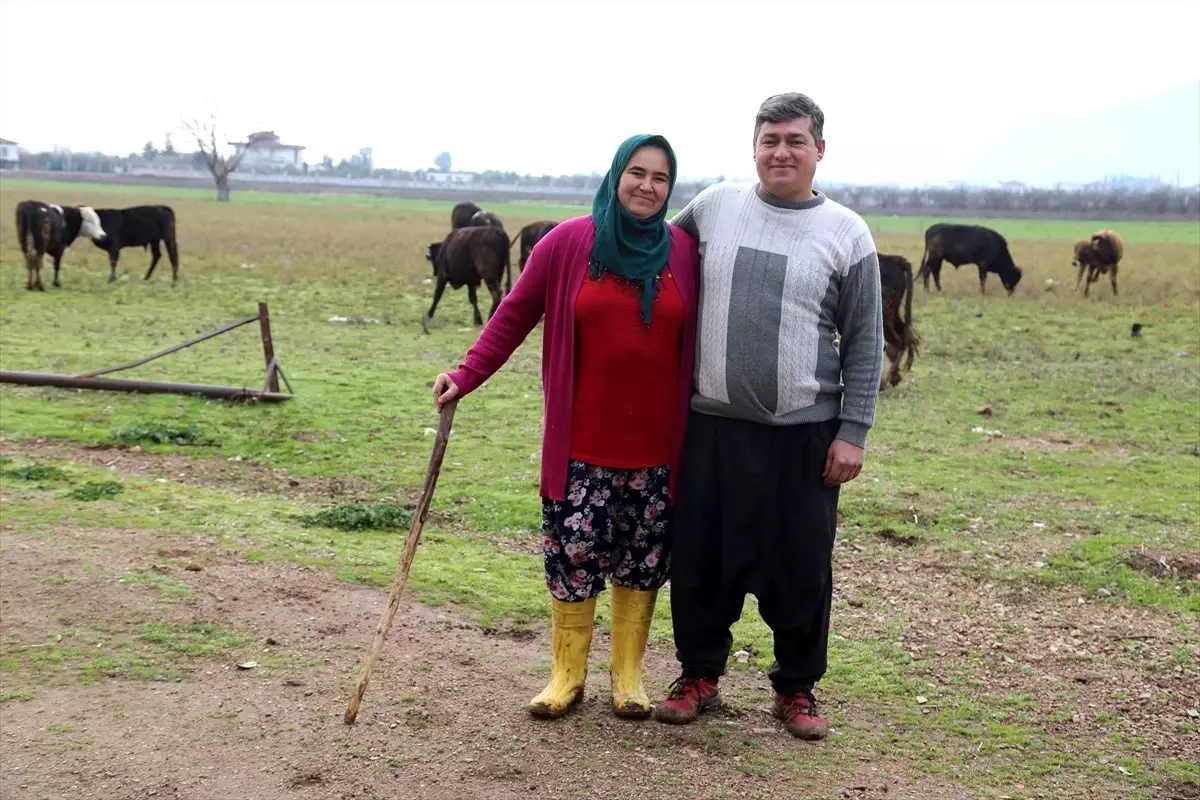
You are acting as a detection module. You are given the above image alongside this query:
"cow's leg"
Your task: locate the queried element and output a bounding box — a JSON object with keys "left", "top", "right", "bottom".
{"left": 33, "top": 253, "right": 45, "bottom": 291}
{"left": 1084, "top": 268, "right": 1095, "bottom": 297}
{"left": 107, "top": 247, "right": 120, "bottom": 284}
{"left": 51, "top": 251, "right": 63, "bottom": 288}
{"left": 23, "top": 251, "right": 37, "bottom": 291}
{"left": 144, "top": 242, "right": 162, "bottom": 280}
{"left": 924, "top": 259, "right": 943, "bottom": 291}
{"left": 165, "top": 237, "right": 180, "bottom": 284}
{"left": 467, "top": 283, "right": 483, "bottom": 326}
{"left": 1110, "top": 265, "right": 1118, "bottom": 296}
{"left": 978, "top": 265, "right": 988, "bottom": 295}
{"left": 426, "top": 277, "right": 448, "bottom": 320}
{"left": 485, "top": 279, "right": 502, "bottom": 320}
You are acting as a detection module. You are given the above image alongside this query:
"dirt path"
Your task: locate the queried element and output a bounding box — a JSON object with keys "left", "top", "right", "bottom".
{"left": 1, "top": 440, "right": 1196, "bottom": 800}
{"left": 1, "top": 524, "right": 958, "bottom": 800}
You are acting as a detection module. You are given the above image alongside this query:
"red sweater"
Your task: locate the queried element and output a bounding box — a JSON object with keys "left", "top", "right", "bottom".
{"left": 447, "top": 215, "right": 699, "bottom": 503}
{"left": 570, "top": 270, "right": 685, "bottom": 468}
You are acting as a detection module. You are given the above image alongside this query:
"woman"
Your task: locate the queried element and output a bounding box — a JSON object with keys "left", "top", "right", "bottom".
{"left": 432, "top": 134, "right": 699, "bottom": 720}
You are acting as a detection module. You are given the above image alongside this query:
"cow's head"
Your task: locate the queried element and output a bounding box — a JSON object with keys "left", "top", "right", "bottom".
{"left": 79, "top": 206, "right": 106, "bottom": 241}
{"left": 1003, "top": 265, "right": 1023, "bottom": 295}
{"left": 426, "top": 242, "right": 442, "bottom": 274}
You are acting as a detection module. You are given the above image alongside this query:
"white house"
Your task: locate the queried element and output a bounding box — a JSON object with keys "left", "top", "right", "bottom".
{"left": 230, "top": 131, "right": 304, "bottom": 171}
{"left": 0, "top": 138, "right": 19, "bottom": 168}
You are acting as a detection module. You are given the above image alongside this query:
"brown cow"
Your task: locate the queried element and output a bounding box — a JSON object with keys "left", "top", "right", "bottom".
{"left": 877, "top": 253, "right": 920, "bottom": 390}
{"left": 511, "top": 220, "right": 559, "bottom": 273}
{"left": 424, "top": 226, "right": 511, "bottom": 327}
{"left": 1072, "top": 229, "right": 1124, "bottom": 297}
{"left": 470, "top": 210, "right": 505, "bottom": 231}
{"left": 450, "top": 201, "right": 482, "bottom": 230}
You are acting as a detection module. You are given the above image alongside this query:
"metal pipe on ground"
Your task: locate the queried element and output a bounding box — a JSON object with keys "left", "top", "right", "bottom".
{"left": 0, "top": 371, "right": 293, "bottom": 402}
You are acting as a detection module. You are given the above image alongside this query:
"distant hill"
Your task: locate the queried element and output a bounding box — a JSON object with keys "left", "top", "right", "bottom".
{"left": 958, "top": 82, "right": 1200, "bottom": 188}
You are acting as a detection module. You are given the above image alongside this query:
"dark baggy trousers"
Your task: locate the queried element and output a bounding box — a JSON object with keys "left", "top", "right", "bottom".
{"left": 669, "top": 410, "right": 841, "bottom": 696}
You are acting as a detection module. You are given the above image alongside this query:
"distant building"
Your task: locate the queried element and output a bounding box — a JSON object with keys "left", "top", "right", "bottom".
{"left": 0, "top": 138, "right": 19, "bottom": 168}
{"left": 427, "top": 171, "right": 475, "bottom": 185}
{"left": 230, "top": 131, "right": 305, "bottom": 171}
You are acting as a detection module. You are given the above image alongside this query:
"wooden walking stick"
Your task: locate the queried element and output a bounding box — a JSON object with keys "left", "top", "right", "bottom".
{"left": 343, "top": 397, "right": 458, "bottom": 725}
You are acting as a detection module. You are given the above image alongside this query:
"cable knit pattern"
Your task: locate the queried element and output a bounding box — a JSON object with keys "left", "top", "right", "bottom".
{"left": 670, "top": 182, "right": 883, "bottom": 447}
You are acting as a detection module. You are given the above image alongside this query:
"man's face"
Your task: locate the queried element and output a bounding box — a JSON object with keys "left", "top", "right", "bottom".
{"left": 754, "top": 118, "right": 824, "bottom": 200}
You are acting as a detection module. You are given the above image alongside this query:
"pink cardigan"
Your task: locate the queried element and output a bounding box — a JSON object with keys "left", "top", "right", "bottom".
{"left": 447, "top": 215, "right": 699, "bottom": 502}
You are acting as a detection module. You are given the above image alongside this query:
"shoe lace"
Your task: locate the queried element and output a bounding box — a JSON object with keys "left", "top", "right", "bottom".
{"left": 665, "top": 676, "right": 704, "bottom": 701}
{"left": 784, "top": 688, "right": 819, "bottom": 718}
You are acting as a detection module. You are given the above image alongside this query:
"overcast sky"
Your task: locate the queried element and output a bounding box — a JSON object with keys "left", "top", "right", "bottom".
{"left": 3, "top": 1, "right": 1198, "bottom": 186}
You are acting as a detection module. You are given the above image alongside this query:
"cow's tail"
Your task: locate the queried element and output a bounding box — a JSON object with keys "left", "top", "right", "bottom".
{"left": 509, "top": 231, "right": 520, "bottom": 249}
{"left": 15, "top": 207, "right": 31, "bottom": 257}
{"left": 901, "top": 256, "right": 920, "bottom": 371}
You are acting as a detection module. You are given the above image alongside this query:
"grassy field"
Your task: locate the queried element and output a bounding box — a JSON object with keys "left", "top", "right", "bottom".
{"left": 0, "top": 177, "right": 1197, "bottom": 799}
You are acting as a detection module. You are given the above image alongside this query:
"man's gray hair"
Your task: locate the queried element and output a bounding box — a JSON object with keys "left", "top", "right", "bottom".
{"left": 754, "top": 93, "right": 825, "bottom": 146}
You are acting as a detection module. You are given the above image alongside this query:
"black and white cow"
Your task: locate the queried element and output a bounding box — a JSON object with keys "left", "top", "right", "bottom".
{"left": 14, "top": 200, "right": 106, "bottom": 290}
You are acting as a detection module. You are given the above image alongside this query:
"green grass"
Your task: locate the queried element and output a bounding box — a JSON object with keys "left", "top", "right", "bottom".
{"left": 0, "top": 181, "right": 1196, "bottom": 798}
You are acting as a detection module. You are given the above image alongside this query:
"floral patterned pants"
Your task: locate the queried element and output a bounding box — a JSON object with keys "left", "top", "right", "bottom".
{"left": 540, "top": 461, "right": 672, "bottom": 601}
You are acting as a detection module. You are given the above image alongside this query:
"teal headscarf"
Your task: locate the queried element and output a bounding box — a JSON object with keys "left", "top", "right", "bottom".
{"left": 589, "top": 134, "right": 678, "bottom": 324}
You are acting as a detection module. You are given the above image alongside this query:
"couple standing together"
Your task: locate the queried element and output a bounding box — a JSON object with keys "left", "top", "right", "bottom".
{"left": 432, "top": 92, "right": 884, "bottom": 741}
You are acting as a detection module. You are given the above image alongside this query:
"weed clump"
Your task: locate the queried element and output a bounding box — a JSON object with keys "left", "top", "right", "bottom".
{"left": 5, "top": 465, "right": 70, "bottom": 482}
{"left": 112, "top": 423, "right": 216, "bottom": 447}
{"left": 68, "top": 481, "right": 125, "bottom": 501}
{"left": 296, "top": 503, "right": 412, "bottom": 532}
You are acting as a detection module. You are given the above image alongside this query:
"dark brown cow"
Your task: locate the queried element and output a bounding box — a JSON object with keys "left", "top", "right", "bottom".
{"left": 424, "top": 226, "right": 511, "bottom": 326}
{"left": 470, "top": 210, "right": 505, "bottom": 231}
{"left": 89, "top": 206, "right": 181, "bottom": 284}
{"left": 14, "top": 200, "right": 107, "bottom": 290}
{"left": 511, "top": 220, "right": 559, "bottom": 273}
{"left": 450, "top": 201, "right": 481, "bottom": 230}
{"left": 877, "top": 254, "right": 920, "bottom": 390}
{"left": 1072, "top": 229, "right": 1124, "bottom": 297}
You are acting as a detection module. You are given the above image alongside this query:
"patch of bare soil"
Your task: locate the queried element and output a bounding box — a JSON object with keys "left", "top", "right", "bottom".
{"left": 1, "top": 526, "right": 964, "bottom": 800}
{"left": 831, "top": 537, "right": 1200, "bottom": 774}
{"left": 1128, "top": 549, "right": 1200, "bottom": 581}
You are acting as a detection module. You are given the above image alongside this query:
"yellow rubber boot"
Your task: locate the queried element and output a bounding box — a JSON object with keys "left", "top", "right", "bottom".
{"left": 528, "top": 596, "right": 596, "bottom": 718}
{"left": 609, "top": 586, "right": 658, "bottom": 719}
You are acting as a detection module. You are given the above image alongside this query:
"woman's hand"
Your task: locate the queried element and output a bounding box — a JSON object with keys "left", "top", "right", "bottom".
{"left": 432, "top": 373, "right": 460, "bottom": 410}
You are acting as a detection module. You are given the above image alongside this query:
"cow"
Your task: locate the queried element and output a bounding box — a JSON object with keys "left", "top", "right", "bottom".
{"left": 1072, "top": 229, "right": 1124, "bottom": 297}
{"left": 424, "top": 226, "right": 511, "bottom": 327}
{"left": 469, "top": 210, "right": 505, "bottom": 231}
{"left": 511, "top": 220, "right": 559, "bottom": 273}
{"left": 86, "top": 206, "right": 181, "bottom": 284}
{"left": 876, "top": 254, "right": 921, "bottom": 390}
{"left": 450, "top": 201, "right": 482, "bottom": 230}
{"left": 14, "top": 200, "right": 106, "bottom": 290}
{"left": 918, "top": 223, "right": 1024, "bottom": 296}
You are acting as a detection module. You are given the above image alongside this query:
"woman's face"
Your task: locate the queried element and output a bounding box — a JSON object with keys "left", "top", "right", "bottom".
{"left": 617, "top": 146, "right": 671, "bottom": 219}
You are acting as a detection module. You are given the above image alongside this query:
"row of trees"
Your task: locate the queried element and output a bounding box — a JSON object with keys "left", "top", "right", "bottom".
{"left": 19, "top": 117, "right": 1200, "bottom": 215}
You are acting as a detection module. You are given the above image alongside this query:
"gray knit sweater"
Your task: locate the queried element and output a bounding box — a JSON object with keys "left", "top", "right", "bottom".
{"left": 670, "top": 182, "right": 884, "bottom": 448}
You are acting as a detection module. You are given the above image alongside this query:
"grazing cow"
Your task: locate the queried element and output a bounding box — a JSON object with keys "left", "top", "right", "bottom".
{"left": 918, "top": 223, "right": 1024, "bottom": 295}
{"left": 424, "top": 226, "right": 512, "bottom": 326}
{"left": 1072, "top": 229, "right": 1124, "bottom": 297}
{"left": 14, "top": 200, "right": 106, "bottom": 290}
{"left": 451, "top": 201, "right": 482, "bottom": 230}
{"left": 86, "top": 206, "right": 181, "bottom": 284}
{"left": 511, "top": 220, "right": 559, "bottom": 273}
{"left": 877, "top": 254, "right": 921, "bottom": 390}
{"left": 469, "top": 210, "right": 505, "bottom": 231}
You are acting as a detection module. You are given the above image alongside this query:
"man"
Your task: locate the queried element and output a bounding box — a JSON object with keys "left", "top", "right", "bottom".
{"left": 655, "top": 92, "right": 883, "bottom": 740}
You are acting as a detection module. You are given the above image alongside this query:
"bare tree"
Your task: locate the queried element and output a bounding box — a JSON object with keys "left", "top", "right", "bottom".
{"left": 182, "top": 114, "right": 249, "bottom": 201}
